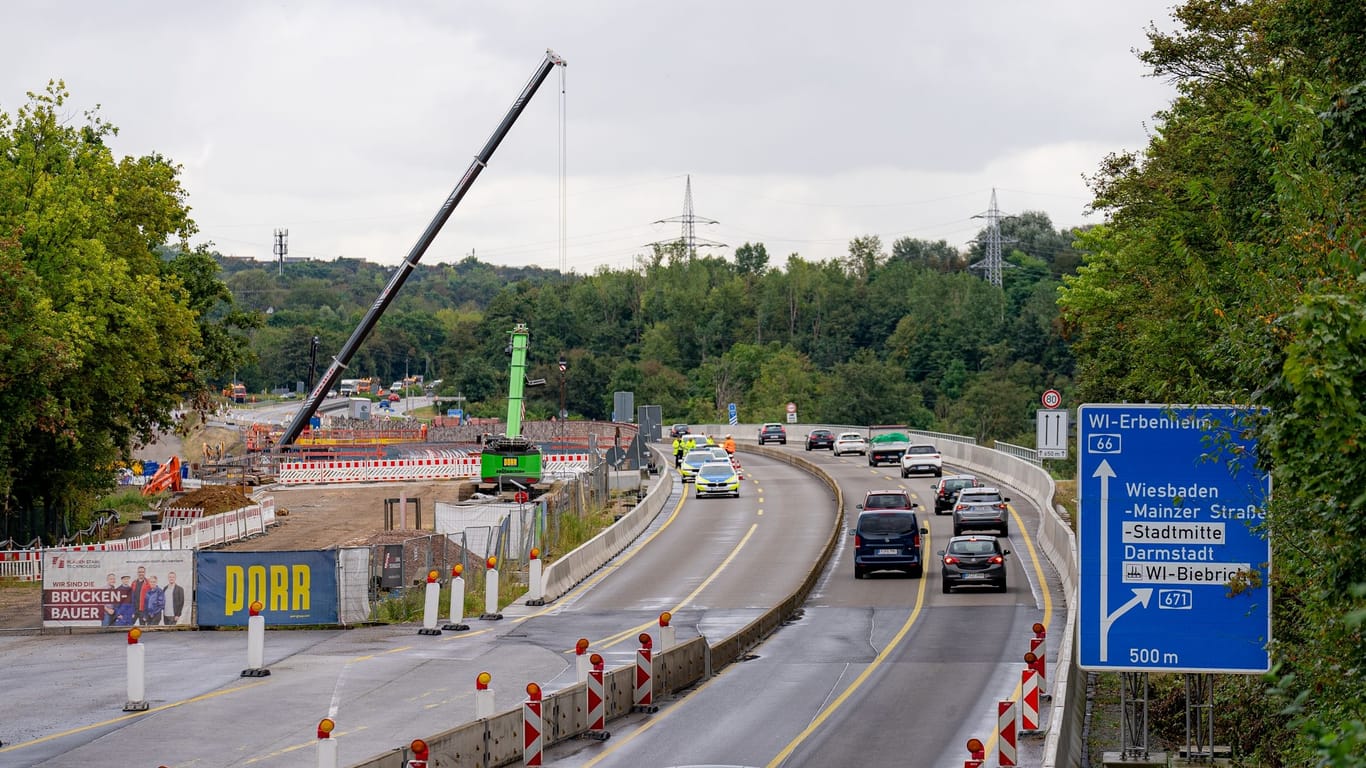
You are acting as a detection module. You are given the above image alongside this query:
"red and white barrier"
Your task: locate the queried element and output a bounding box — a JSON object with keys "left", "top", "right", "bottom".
{"left": 1029, "top": 637, "right": 1048, "bottom": 695}
{"left": 0, "top": 550, "right": 41, "bottom": 581}
{"left": 965, "top": 737, "right": 986, "bottom": 768}
{"left": 276, "top": 453, "right": 598, "bottom": 484}
{"left": 586, "top": 653, "right": 610, "bottom": 741}
{"left": 633, "top": 633, "right": 657, "bottom": 712}
{"left": 406, "top": 738, "right": 430, "bottom": 768}
{"left": 1020, "top": 669, "right": 1040, "bottom": 732}
{"left": 998, "top": 699, "right": 1017, "bottom": 766}
{"left": 523, "top": 683, "right": 544, "bottom": 766}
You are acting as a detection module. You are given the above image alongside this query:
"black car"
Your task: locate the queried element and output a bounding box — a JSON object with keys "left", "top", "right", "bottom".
{"left": 804, "top": 429, "right": 836, "bottom": 451}
{"left": 669, "top": 423, "right": 689, "bottom": 439}
{"left": 758, "top": 423, "right": 787, "bottom": 445}
{"left": 853, "top": 508, "right": 927, "bottom": 579}
{"left": 930, "top": 474, "right": 983, "bottom": 514}
{"left": 939, "top": 535, "right": 1010, "bottom": 593}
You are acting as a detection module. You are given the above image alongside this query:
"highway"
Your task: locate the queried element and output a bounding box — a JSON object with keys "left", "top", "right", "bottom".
{"left": 0, "top": 442, "right": 1065, "bottom": 768}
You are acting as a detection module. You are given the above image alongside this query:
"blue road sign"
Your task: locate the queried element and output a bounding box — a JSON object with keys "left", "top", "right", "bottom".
{"left": 1078, "top": 404, "right": 1271, "bottom": 673}
{"left": 727, "top": 402, "right": 738, "bottom": 426}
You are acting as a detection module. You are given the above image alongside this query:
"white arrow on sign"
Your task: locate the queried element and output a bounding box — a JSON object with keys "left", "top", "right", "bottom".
{"left": 1094, "top": 458, "right": 1153, "bottom": 662}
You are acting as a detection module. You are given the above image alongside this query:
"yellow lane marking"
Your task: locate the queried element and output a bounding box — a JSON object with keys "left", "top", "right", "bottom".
{"left": 764, "top": 532, "right": 933, "bottom": 767}
{"left": 593, "top": 523, "right": 760, "bottom": 650}
{"left": 0, "top": 680, "right": 272, "bottom": 753}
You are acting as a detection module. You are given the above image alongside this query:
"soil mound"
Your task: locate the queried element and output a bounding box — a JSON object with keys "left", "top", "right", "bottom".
{"left": 166, "top": 485, "right": 256, "bottom": 516}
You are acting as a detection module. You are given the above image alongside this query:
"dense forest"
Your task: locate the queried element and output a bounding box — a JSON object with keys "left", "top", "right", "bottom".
{"left": 218, "top": 215, "right": 1079, "bottom": 443}
{"left": 1, "top": 0, "right": 1364, "bottom": 763}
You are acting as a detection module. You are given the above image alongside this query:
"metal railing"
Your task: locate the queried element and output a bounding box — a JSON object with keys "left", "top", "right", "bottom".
{"left": 993, "top": 440, "right": 1041, "bottom": 467}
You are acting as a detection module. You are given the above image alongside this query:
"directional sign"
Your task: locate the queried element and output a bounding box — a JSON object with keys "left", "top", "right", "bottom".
{"left": 1036, "top": 409, "right": 1068, "bottom": 459}
{"left": 727, "top": 402, "right": 738, "bottom": 426}
{"left": 1078, "top": 404, "right": 1271, "bottom": 673}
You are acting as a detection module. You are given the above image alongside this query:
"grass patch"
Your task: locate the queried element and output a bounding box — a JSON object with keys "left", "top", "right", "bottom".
{"left": 1053, "top": 478, "right": 1078, "bottom": 531}
{"left": 369, "top": 576, "right": 529, "bottom": 623}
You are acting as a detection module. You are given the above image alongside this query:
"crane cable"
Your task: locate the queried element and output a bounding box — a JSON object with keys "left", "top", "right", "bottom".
{"left": 558, "top": 62, "right": 568, "bottom": 277}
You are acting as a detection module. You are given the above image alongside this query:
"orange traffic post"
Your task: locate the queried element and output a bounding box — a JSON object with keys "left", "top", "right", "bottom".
{"left": 418, "top": 570, "right": 442, "bottom": 636}
{"left": 317, "top": 717, "right": 338, "bottom": 768}
{"left": 525, "top": 547, "right": 545, "bottom": 606}
{"left": 965, "top": 737, "right": 985, "bottom": 768}
{"left": 575, "top": 637, "right": 591, "bottom": 682}
{"left": 475, "top": 671, "right": 495, "bottom": 719}
{"left": 481, "top": 556, "right": 503, "bottom": 621}
{"left": 659, "top": 610, "right": 676, "bottom": 649}
{"left": 443, "top": 563, "right": 469, "bottom": 631}
{"left": 998, "top": 700, "right": 1018, "bottom": 766}
{"left": 1021, "top": 668, "right": 1041, "bottom": 733}
{"left": 406, "top": 738, "right": 429, "bottom": 768}
{"left": 1029, "top": 635, "right": 1049, "bottom": 698}
{"left": 123, "top": 628, "right": 149, "bottom": 711}
{"left": 242, "top": 600, "right": 271, "bottom": 677}
{"left": 633, "top": 632, "right": 658, "bottom": 713}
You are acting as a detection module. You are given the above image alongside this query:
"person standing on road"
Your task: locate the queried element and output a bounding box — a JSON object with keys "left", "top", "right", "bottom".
{"left": 723, "top": 434, "right": 736, "bottom": 455}
{"left": 162, "top": 571, "right": 186, "bottom": 625}
{"left": 672, "top": 436, "right": 683, "bottom": 467}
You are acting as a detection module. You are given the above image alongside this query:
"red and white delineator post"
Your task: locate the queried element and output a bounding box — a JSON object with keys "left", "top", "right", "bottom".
{"left": 964, "top": 737, "right": 986, "bottom": 768}
{"left": 316, "top": 717, "right": 338, "bottom": 768}
{"left": 123, "top": 628, "right": 149, "bottom": 711}
{"left": 419, "top": 570, "right": 442, "bottom": 636}
{"left": 482, "top": 556, "right": 503, "bottom": 621}
{"left": 1020, "top": 668, "right": 1041, "bottom": 733}
{"left": 659, "top": 611, "right": 676, "bottom": 649}
{"left": 998, "top": 699, "right": 1018, "bottom": 767}
{"left": 523, "top": 682, "right": 544, "bottom": 766}
{"left": 475, "top": 671, "right": 495, "bottom": 719}
{"left": 586, "top": 653, "right": 610, "bottom": 741}
{"left": 1031, "top": 622, "right": 1049, "bottom": 697}
{"left": 242, "top": 600, "right": 271, "bottom": 676}
{"left": 575, "top": 637, "right": 591, "bottom": 682}
{"left": 406, "top": 738, "right": 430, "bottom": 768}
{"left": 525, "top": 547, "right": 545, "bottom": 606}
{"left": 443, "top": 563, "right": 469, "bottom": 631}
{"left": 633, "top": 633, "right": 658, "bottom": 713}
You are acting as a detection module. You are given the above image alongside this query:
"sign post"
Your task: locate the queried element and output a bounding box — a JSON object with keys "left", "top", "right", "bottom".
{"left": 1078, "top": 404, "right": 1271, "bottom": 672}
{"left": 1036, "top": 409, "right": 1068, "bottom": 459}
{"left": 785, "top": 401, "right": 797, "bottom": 424}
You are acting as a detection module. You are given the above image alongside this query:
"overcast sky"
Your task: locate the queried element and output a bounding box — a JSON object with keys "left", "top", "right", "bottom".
{"left": 5, "top": 1, "right": 1179, "bottom": 272}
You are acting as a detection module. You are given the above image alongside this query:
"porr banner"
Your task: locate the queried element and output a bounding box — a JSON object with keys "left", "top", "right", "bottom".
{"left": 42, "top": 550, "right": 195, "bottom": 629}
{"left": 195, "top": 550, "right": 339, "bottom": 626}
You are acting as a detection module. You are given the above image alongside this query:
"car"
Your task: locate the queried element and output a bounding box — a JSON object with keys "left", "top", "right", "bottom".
{"left": 758, "top": 423, "right": 787, "bottom": 445}
{"left": 833, "top": 432, "right": 868, "bottom": 456}
{"left": 679, "top": 449, "right": 715, "bottom": 482}
{"left": 952, "top": 486, "right": 1013, "bottom": 536}
{"left": 939, "top": 535, "right": 1011, "bottom": 593}
{"left": 804, "top": 429, "right": 836, "bottom": 451}
{"left": 695, "top": 461, "right": 741, "bottom": 498}
{"left": 900, "top": 443, "right": 943, "bottom": 477}
{"left": 868, "top": 432, "right": 910, "bottom": 467}
{"left": 930, "top": 474, "right": 983, "bottom": 514}
{"left": 669, "top": 423, "right": 690, "bottom": 439}
{"left": 388, "top": 392, "right": 401, "bottom": 402}
{"left": 707, "top": 447, "right": 733, "bottom": 464}
{"left": 852, "top": 491, "right": 927, "bottom": 579}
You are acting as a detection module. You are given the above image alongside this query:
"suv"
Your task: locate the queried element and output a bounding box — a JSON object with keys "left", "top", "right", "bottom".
{"left": 952, "top": 486, "right": 1012, "bottom": 536}
{"left": 930, "top": 474, "right": 983, "bottom": 514}
{"left": 758, "top": 423, "right": 787, "bottom": 445}
{"left": 805, "top": 429, "right": 836, "bottom": 451}
{"left": 900, "top": 443, "right": 942, "bottom": 477}
{"left": 853, "top": 490, "right": 927, "bottom": 578}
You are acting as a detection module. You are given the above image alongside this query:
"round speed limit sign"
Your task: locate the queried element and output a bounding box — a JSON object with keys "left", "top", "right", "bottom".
{"left": 1041, "top": 389, "right": 1062, "bottom": 409}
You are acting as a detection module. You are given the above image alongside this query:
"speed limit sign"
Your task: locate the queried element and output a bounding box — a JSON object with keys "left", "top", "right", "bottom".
{"left": 1041, "top": 389, "right": 1062, "bottom": 409}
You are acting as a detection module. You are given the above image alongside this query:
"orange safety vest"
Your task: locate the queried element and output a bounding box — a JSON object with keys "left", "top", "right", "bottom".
{"left": 723, "top": 437, "right": 736, "bottom": 454}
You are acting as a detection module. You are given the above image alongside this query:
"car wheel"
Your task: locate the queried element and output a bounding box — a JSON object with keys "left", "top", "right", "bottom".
{"left": 909, "top": 564, "right": 923, "bottom": 579}
{"left": 781, "top": 439, "right": 786, "bottom": 445}
{"left": 942, "top": 579, "right": 952, "bottom": 594}
{"left": 1001, "top": 525, "right": 1010, "bottom": 537}
{"left": 934, "top": 469, "right": 942, "bottom": 477}
{"left": 953, "top": 525, "right": 963, "bottom": 537}
{"left": 805, "top": 444, "right": 811, "bottom": 451}
{"left": 854, "top": 567, "right": 865, "bottom": 580}
{"left": 998, "top": 581, "right": 1008, "bottom": 593}
{"left": 900, "top": 470, "right": 909, "bottom": 478}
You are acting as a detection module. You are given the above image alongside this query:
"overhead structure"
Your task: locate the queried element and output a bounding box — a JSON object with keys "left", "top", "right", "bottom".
{"left": 651, "top": 175, "right": 726, "bottom": 258}
{"left": 480, "top": 323, "right": 543, "bottom": 487}
{"left": 274, "top": 49, "right": 568, "bottom": 450}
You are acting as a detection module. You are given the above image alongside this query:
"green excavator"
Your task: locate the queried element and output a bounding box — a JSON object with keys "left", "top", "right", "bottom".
{"left": 480, "top": 323, "right": 543, "bottom": 489}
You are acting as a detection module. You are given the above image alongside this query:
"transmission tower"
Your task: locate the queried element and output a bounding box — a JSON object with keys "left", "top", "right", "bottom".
{"left": 650, "top": 175, "right": 725, "bottom": 258}
{"left": 970, "top": 189, "right": 1015, "bottom": 288}
{"left": 274, "top": 228, "right": 289, "bottom": 276}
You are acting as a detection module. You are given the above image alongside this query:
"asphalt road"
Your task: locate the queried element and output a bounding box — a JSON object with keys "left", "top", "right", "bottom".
{"left": 0, "top": 451, "right": 835, "bottom": 768}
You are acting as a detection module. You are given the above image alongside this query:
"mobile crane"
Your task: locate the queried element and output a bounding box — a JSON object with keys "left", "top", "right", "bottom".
{"left": 274, "top": 49, "right": 567, "bottom": 451}
{"left": 480, "top": 323, "right": 543, "bottom": 487}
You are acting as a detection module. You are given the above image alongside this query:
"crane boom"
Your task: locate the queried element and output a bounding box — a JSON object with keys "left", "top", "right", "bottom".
{"left": 276, "top": 49, "right": 567, "bottom": 450}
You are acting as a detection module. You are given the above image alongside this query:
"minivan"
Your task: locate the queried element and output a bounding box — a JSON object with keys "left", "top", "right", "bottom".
{"left": 853, "top": 507, "right": 928, "bottom": 579}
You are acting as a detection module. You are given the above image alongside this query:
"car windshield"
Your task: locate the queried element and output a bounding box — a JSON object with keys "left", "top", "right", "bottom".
{"left": 960, "top": 492, "right": 1004, "bottom": 504}
{"left": 859, "top": 513, "right": 917, "bottom": 535}
{"left": 863, "top": 494, "right": 911, "bottom": 510}
{"left": 949, "top": 540, "right": 998, "bottom": 555}
{"left": 699, "top": 464, "right": 734, "bottom": 479}
{"left": 684, "top": 451, "right": 713, "bottom": 463}
{"left": 907, "top": 445, "right": 937, "bottom": 455}
{"left": 944, "top": 479, "right": 975, "bottom": 492}
{"left": 838, "top": 433, "right": 862, "bottom": 441}
{"left": 763, "top": 425, "right": 783, "bottom": 432}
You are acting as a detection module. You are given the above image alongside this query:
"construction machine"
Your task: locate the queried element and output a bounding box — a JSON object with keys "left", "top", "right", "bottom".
{"left": 480, "top": 324, "right": 543, "bottom": 488}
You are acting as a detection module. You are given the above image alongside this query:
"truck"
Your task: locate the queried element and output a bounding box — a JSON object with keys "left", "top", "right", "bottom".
{"left": 868, "top": 431, "right": 911, "bottom": 467}
{"left": 222, "top": 383, "right": 247, "bottom": 403}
